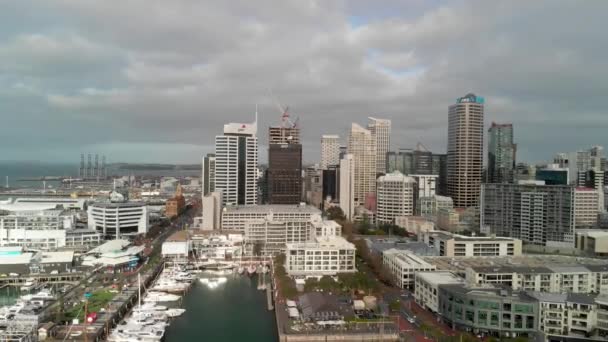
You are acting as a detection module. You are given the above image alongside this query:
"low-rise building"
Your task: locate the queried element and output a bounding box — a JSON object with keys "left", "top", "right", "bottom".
{"left": 165, "top": 184, "right": 186, "bottom": 218}
{"left": 0, "top": 208, "right": 76, "bottom": 249}
{"left": 415, "top": 271, "right": 464, "bottom": 313}
{"left": 285, "top": 236, "right": 356, "bottom": 277}
{"left": 420, "top": 230, "right": 522, "bottom": 257}
{"left": 576, "top": 229, "right": 608, "bottom": 257}
{"left": 161, "top": 230, "right": 244, "bottom": 261}
{"left": 88, "top": 201, "right": 148, "bottom": 239}
{"left": 383, "top": 249, "right": 437, "bottom": 289}
{"left": 221, "top": 204, "right": 321, "bottom": 232}
{"left": 395, "top": 216, "right": 435, "bottom": 236}
{"left": 528, "top": 292, "right": 598, "bottom": 340}
{"left": 418, "top": 195, "right": 453, "bottom": 220}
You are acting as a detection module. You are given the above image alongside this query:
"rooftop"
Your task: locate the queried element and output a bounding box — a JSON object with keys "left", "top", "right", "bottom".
{"left": 424, "top": 255, "right": 608, "bottom": 273}
{"left": 416, "top": 271, "right": 464, "bottom": 285}
{"left": 384, "top": 249, "right": 435, "bottom": 267}
{"left": 287, "top": 236, "right": 355, "bottom": 250}
{"left": 223, "top": 204, "right": 321, "bottom": 214}
{"left": 90, "top": 201, "right": 146, "bottom": 209}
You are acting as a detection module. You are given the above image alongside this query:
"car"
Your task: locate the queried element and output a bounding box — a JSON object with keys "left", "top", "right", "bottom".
{"left": 407, "top": 317, "right": 416, "bottom": 324}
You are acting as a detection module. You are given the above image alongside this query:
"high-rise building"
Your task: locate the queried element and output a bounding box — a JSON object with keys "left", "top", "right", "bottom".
{"left": 386, "top": 146, "right": 447, "bottom": 195}
{"left": 487, "top": 122, "right": 516, "bottom": 183}
{"left": 202, "top": 153, "right": 216, "bottom": 196}
{"left": 320, "top": 135, "right": 341, "bottom": 169}
{"left": 447, "top": 93, "right": 485, "bottom": 208}
{"left": 268, "top": 126, "right": 300, "bottom": 144}
{"left": 376, "top": 171, "right": 415, "bottom": 224}
{"left": 348, "top": 123, "right": 376, "bottom": 204}
{"left": 214, "top": 116, "right": 258, "bottom": 206}
{"left": 368, "top": 117, "right": 391, "bottom": 174}
{"left": 480, "top": 182, "right": 596, "bottom": 247}
{"left": 339, "top": 154, "right": 355, "bottom": 221}
{"left": 322, "top": 165, "right": 339, "bottom": 203}
{"left": 554, "top": 146, "right": 605, "bottom": 185}
{"left": 267, "top": 117, "right": 302, "bottom": 205}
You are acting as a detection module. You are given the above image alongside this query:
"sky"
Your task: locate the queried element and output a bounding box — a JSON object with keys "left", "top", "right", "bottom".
{"left": 0, "top": 0, "right": 606, "bottom": 164}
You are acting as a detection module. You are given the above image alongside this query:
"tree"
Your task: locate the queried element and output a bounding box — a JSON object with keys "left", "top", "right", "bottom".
{"left": 318, "top": 276, "right": 338, "bottom": 292}
{"left": 253, "top": 242, "right": 263, "bottom": 256}
{"left": 358, "top": 214, "right": 371, "bottom": 234}
{"left": 325, "top": 206, "right": 346, "bottom": 221}
{"left": 304, "top": 278, "right": 319, "bottom": 292}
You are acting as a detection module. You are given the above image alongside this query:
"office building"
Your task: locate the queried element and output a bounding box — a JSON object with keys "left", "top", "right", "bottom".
{"left": 269, "top": 126, "right": 300, "bottom": 144}
{"left": 339, "top": 154, "right": 355, "bottom": 220}
{"left": 202, "top": 192, "right": 222, "bottom": 230}
{"left": 285, "top": 236, "right": 356, "bottom": 277}
{"left": 368, "top": 117, "right": 391, "bottom": 174}
{"left": 0, "top": 208, "right": 76, "bottom": 249}
{"left": 383, "top": 249, "right": 437, "bottom": 289}
{"left": 418, "top": 195, "right": 454, "bottom": 220}
{"left": 348, "top": 123, "right": 376, "bottom": 204}
{"left": 554, "top": 146, "right": 605, "bottom": 185}
{"left": 576, "top": 229, "right": 608, "bottom": 257}
{"left": 414, "top": 271, "right": 465, "bottom": 312}
{"left": 536, "top": 164, "right": 569, "bottom": 185}
{"left": 267, "top": 143, "right": 302, "bottom": 204}
{"left": 447, "top": 93, "right": 485, "bottom": 208}
{"left": 410, "top": 174, "right": 438, "bottom": 199}
{"left": 480, "top": 182, "right": 576, "bottom": 247}
{"left": 376, "top": 171, "right": 415, "bottom": 224}
{"left": 88, "top": 201, "right": 149, "bottom": 239}
{"left": 419, "top": 230, "right": 522, "bottom": 257}
{"left": 322, "top": 166, "right": 339, "bottom": 202}
{"left": 386, "top": 145, "right": 447, "bottom": 195}
{"left": 214, "top": 117, "right": 258, "bottom": 206}
{"left": 202, "top": 153, "right": 216, "bottom": 196}
{"left": 320, "top": 134, "right": 341, "bottom": 169}
{"left": 303, "top": 165, "right": 323, "bottom": 208}
{"left": 515, "top": 162, "right": 536, "bottom": 182}
{"left": 574, "top": 187, "right": 599, "bottom": 229}
{"left": 487, "top": 122, "right": 516, "bottom": 183}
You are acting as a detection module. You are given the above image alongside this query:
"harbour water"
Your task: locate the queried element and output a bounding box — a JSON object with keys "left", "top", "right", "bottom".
{"left": 164, "top": 275, "right": 278, "bottom": 342}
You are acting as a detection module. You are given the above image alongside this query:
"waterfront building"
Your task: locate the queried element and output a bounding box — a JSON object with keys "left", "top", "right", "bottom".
{"left": 64, "top": 229, "right": 103, "bottom": 248}
{"left": 383, "top": 249, "right": 437, "bottom": 289}
{"left": 348, "top": 123, "right": 376, "bottom": 205}
{"left": 214, "top": 117, "right": 258, "bottom": 206}
{"left": 481, "top": 182, "right": 599, "bottom": 247}
{"left": 0, "top": 208, "right": 76, "bottom": 249}
{"left": 418, "top": 195, "right": 453, "bottom": 220}
{"left": 320, "top": 134, "right": 341, "bottom": 169}
{"left": 437, "top": 284, "right": 538, "bottom": 338}
{"left": 87, "top": 201, "right": 148, "bottom": 239}
{"left": 376, "top": 171, "right": 415, "bottom": 224}
{"left": 202, "top": 192, "right": 222, "bottom": 230}
{"left": 0, "top": 197, "right": 87, "bottom": 211}
{"left": 419, "top": 230, "right": 522, "bottom": 257}
{"left": 487, "top": 122, "right": 516, "bottom": 183}
{"left": 165, "top": 184, "right": 185, "bottom": 218}
{"left": 202, "top": 153, "right": 216, "bottom": 196}
{"left": 161, "top": 230, "right": 244, "bottom": 261}
{"left": 267, "top": 123, "right": 302, "bottom": 205}
{"left": 339, "top": 154, "right": 355, "bottom": 221}
{"left": 447, "top": 93, "right": 484, "bottom": 208}
{"left": 414, "top": 271, "right": 465, "bottom": 312}
{"left": 368, "top": 117, "right": 391, "bottom": 174}
{"left": 285, "top": 236, "right": 356, "bottom": 277}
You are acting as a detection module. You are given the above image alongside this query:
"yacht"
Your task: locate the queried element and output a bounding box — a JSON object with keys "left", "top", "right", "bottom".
{"left": 165, "top": 308, "right": 186, "bottom": 318}
{"left": 152, "top": 280, "right": 189, "bottom": 293}
{"left": 143, "top": 292, "right": 180, "bottom": 303}
{"left": 247, "top": 265, "right": 257, "bottom": 276}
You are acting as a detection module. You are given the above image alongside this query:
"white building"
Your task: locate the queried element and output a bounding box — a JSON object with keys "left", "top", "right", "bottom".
{"left": 1, "top": 197, "right": 87, "bottom": 211}
{"left": 410, "top": 174, "right": 438, "bottom": 199}
{"left": 348, "top": 123, "right": 376, "bottom": 205}
{"left": 88, "top": 202, "right": 149, "bottom": 238}
{"left": 214, "top": 118, "right": 258, "bottom": 206}
{"left": 418, "top": 195, "right": 453, "bottom": 220}
{"left": 0, "top": 208, "right": 77, "bottom": 249}
{"left": 383, "top": 249, "right": 437, "bottom": 289}
{"left": 414, "top": 271, "right": 465, "bottom": 313}
{"left": 202, "top": 192, "right": 222, "bottom": 230}
{"left": 321, "top": 134, "right": 341, "bottom": 169}
{"left": 529, "top": 292, "right": 599, "bottom": 339}
{"left": 376, "top": 171, "right": 415, "bottom": 224}
{"left": 285, "top": 236, "right": 356, "bottom": 277}
{"left": 339, "top": 154, "right": 355, "bottom": 221}
{"left": 574, "top": 187, "right": 599, "bottom": 229}
{"left": 368, "top": 117, "right": 391, "bottom": 174}
{"left": 420, "top": 230, "right": 522, "bottom": 257}
{"left": 395, "top": 216, "right": 435, "bottom": 235}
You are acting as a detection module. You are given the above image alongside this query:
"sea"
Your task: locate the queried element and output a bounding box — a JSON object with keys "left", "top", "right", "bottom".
{"left": 164, "top": 275, "right": 278, "bottom": 342}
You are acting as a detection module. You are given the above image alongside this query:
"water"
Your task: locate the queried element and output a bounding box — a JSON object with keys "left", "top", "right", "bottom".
{"left": 164, "top": 275, "right": 278, "bottom": 342}
{"left": 0, "top": 161, "right": 76, "bottom": 189}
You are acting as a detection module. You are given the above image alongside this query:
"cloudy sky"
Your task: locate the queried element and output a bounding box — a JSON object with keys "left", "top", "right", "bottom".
{"left": 0, "top": 0, "right": 605, "bottom": 164}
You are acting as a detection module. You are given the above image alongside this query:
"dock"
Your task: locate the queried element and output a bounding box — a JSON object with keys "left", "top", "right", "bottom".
{"left": 266, "top": 285, "right": 274, "bottom": 310}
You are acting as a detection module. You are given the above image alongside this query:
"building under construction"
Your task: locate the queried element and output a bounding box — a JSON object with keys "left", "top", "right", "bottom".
{"left": 266, "top": 106, "right": 302, "bottom": 204}
{"left": 78, "top": 153, "right": 108, "bottom": 180}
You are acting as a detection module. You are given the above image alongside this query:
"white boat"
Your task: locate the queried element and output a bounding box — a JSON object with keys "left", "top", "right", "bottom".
{"left": 247, "top": 265, "right": 256, "bottom": 276}
{"left": 152, "top": 281, "right": 189, "bottom": 293}
{"left": 165, "top": 308, "right": 186, "bottom": 318}
{"left": 143, "top": 292, "right": 180, "bottom": 303}
{"left": 132, "top": 303, "right": 167, "bottom": 312}
{"left": 237, "top": 266, "right": 245, "bottom": 275}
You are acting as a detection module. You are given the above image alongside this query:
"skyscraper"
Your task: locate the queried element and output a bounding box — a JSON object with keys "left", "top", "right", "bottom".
{"left": 376, "top": 171, "right": 415, "bottom": 224}
{"left": 214, "top": 116, "right": 258, "bottom": 206}
{"left": 267, "top": 121, "right": 302, "bottom": 204}
{"left": 321, "top": 134, "right": 341, "bottom": 169}
{"left": 447, "top": 93, "right": 484, "bottom": 208}
{"left": 487, "top": 122, "right": 516, "bottom": 183}
{"left": 368, "top": 117, "right": 391, "bottom": 174}
{"left": 202, "top": 153, "right": 216, "bottom": 196}
{"left": 348, "top": 123, "right": 376, "bottom": 205}
{"left": 339, "top": 154, "right": 355, "bottom": 221}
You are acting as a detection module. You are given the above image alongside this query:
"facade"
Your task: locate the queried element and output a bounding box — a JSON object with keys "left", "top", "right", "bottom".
{"left": 88, "top": 202, "right": 148, "bottom": 238}
{"left": 536, "top": 164, "right": 569, "bottom": 185}
{"left": 383, "top": 249, "right": 437, "bottom": 289}
{"left": 161, "top": 230, "right": 244, "bottom": 261}
{"left": 395, "top": 216, "right": 435, "bottom": 235}
{"left": 574, "top": 187, "right": 599, "bottom": 229}
{"left": 419, "top": 230, "right": 522, "bottom": 257}
{"left": 202, "top": 153, "right": 216, "bottom": 196}
{"left": 2, "top": 197, "right": 87, "bottom": 211}
{"left": 221, "top": 204, "right": 321, "bottom": 232}
{"left": 418, "top": 195, "right": 454, "bottom": 220}
{"left": 285, "top": 236, "right": 356, "bottom": 277}
{"left": 376, "top": 171, "right": 415, "bottom": 224}
{"left": 0, "top": 209, "right": 76, "bottom": 249}
{"left": 487, "top": 122, "right": 516, "bottom": 183}
{"left": 576, "top": 229, "right": 608, "bottom": 257}
{"left": 414, "top": 271, "right": 465, "bottom": 312}
{"left": 410, "top": 174, "right": 438, "bottom": 199}
{"left": 303, "top": 165, "right": 323, "bottom": 208}
{"left": 368, "top": 117, "right": 391, "bottom": 174}
{"left": 214, "top": 118, "right": 258, "bottom": 206}
{"left": 165, "top": 184, "right": 185, "bottom": 218}
{"left": 269, "top": 126, "right": 300, "bottom": 144}
{"left": 348, "top": 123, "right": 376, "bottom": 205}
{"left": 267, "top": 143, "right": 302, "bottom": 204}
{"left": 320, "top": 134, "right": 341, "bottom": 169}
{"left": 339, "top": 154, "right": 355, "bottom": 220}
{"left": 447, "top": 93, "right": 484, "bottom": 208}
{"left": 322, "top": 166, "right": 339, "bottom": 202}
{"left": 480, "top": 182, "right": 576, "bottom": 247}
{"left": 529, "top": 292, "right": 598, "bottom": 340}
{"left": 202, "top": 192, "right": 222, "bottom": 230}
{"left": 437, "top": 284, "right": 537, "bottom": 338}
{"left": 386, "top": 148, "right": 447, "bottom": 195}
{"left": 437, "top": 207, "right": 479, "bottom": 233}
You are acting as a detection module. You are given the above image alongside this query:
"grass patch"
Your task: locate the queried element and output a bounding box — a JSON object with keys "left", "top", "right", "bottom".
{"left": 65, "top": 290, "right": 116, "bottom": 321}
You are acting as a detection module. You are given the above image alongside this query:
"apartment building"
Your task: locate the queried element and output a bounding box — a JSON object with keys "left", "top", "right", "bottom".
{"left": 419, "top": 230, "right": 522, "bottom": 257}
{"left": 414, "top": 271, "right": 465, "bottom": 313}
{"left": 382, "top": 249, "right": 437, "bottom": 289}
{"left": 285, "top": 236, "right": 356, "bottom": 277}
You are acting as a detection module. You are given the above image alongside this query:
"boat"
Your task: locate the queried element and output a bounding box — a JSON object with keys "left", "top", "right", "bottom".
{"left": 247, "top": 265, "right": 256, "bottom": 276}
{"left": 151, "top": 280, "right": 189, "bottom": 293}
{"left": 237, "top": 266, "right": 245, "bottom": 275}
{"left": 132, "top": 303, "right": 167, "bottom": 312}
{"left": 143, "top": 292, "right": 180, "bottom": 303}
{"left": 165, "top": 308, "right": 186, "bottom": 318}
{"left": 20, "top": 279, "right": 36, "bottom": 292}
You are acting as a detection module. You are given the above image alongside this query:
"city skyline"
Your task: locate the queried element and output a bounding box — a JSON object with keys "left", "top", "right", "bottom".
{"left": 1, "top": 1, "right": 607, "bottom": 163}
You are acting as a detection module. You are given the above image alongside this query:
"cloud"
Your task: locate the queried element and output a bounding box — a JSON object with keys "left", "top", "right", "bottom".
{"left": 0, "top": 0, "right": 606, "bottom": 164}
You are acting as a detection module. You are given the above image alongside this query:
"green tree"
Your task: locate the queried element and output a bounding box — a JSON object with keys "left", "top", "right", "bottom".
{"left": 253, "top": 242, "right": 263, "bottom": 256}
{"left": 358, "top": 214, "right": 371, "bottom": 234}
{"left": 318, "top": 275, "right": 338, "bottom": 292}
{"left": 304, "top": 277, "right": 319, "bottom": 292}
{"left": 325, "top": 206, "right": 346, "bottom": 221}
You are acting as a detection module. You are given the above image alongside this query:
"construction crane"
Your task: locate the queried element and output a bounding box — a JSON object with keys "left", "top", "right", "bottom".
{"left": 268, "top": 88, "right": 298, "bottom": 129}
